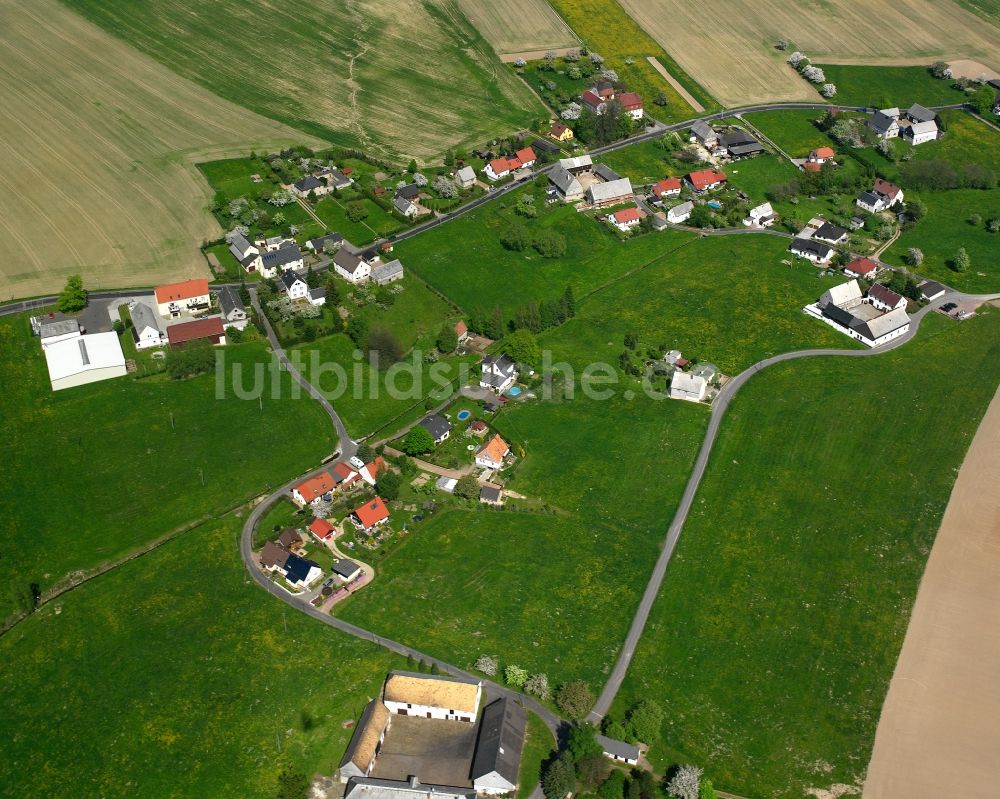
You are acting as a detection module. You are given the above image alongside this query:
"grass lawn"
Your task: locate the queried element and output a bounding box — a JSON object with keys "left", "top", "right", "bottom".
{"left": 598, "top": 139, "right": 679, "bottom": 184}
{"left": 882, "top": 188, "right": 1000, "bottom": 293}
{"left": 611, "top": 310, "right": 1000, "bottom": 798}
{"left": 723, "top": 155, "right": 801, "bottom": 204}
{"left": 0, "top": 313, "right": 336, "bottom": 620}
{"left": 911, "top": 110, "right": 1000, "bottom": 174}
{"left": 743, "top": 109, "right": 834, "bottom": 157}
{"left": 354, "top": 276, "right": 457, "bottom": 351}
{"left": 0, "top": 517, "right": 403, "bottom": 798}
{"left": 518, "top": 711, "right": 556, "bottom": 799}
{"left": 816, "top": 64, "right": 968, "bottom": 109}
{"left": 314, "top": 195, "right": 405, "bottom": 245}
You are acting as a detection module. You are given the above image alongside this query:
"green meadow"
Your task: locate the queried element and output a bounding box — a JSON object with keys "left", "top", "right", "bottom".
{"left": 816, "top": 64, "right": 968, "bottom": 108}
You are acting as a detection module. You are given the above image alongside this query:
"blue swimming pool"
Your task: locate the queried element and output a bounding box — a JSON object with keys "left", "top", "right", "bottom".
{"left": 707, "top": 200, "right": 722, "bottom": 209}
{"left": 508, "top": 386, "right": 522, "bottom": 396}
{"left": 456, "top": 409, "right": 471, "bottom": 420}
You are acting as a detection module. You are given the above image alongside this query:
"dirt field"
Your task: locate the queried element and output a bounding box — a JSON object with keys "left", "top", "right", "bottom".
{"left": 0, "top": 0, "right": 321, "bottom": 300}
{"left": 864, "top": 382, "right": 1000, "bottom": 799}
{"left": 457, "top": 0, "right": 578, "bottom": 53}
{"left": 948, "top": 58, "right": 1000, "bottom": 80}
{"left": 618, "top": 0, "right": 1000, "bottom": 105}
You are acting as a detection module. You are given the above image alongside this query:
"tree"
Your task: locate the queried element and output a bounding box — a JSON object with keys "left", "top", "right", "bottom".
{"left": 305, "top": 265, "right": 321, "bottom": 289}
{"left": 273, "top": 211, "right": 286, "bottom": 227}
{"left": 502, "top": 328, "right": 541, "bottom": 367}
{"left": 624, "top": 332, "right": 638, "bottom": 349}
{"left": 665, "top": 765, "right": 702, "bottom": 799}
{"left": 577, "top": 751, "right": 610, "bottom": 789}
{"left": 525, "top": 672, "right": 551, "bottom": 700}
{"left": 970, "top": 85, "right": 995, "bottom": 116}
{"left": 413, "top": 172, "right": 428, "bottom": 188}
{"left": 968, "top": 212, "right": 982, "bottom": 226}
{"left": 688, "top": 205, "right": 714, "bottom": 228}
{"left": 56, "top": 274, "right": 88, "bottom": 312}
{"left": 930, "top": 60, "right": 951, "bottom": 78}
{"left": 533, "top": 229, "right": 567, "bottom": 258}
{"left": 486, "top": 306, "right": 506, "bottom": 340}
{"left": 562, "top": 285, "right": 576, "bottom": 319}
{"left": 829, "top": 119, "right": 863, "bottom": 148}
{"left": 988, "top": 218, "right": 1000, "bottom": 233}
{"left": 952, "top": 246, "right": 970, "bottom": 272}
{"left": 906, "top": 198, "right": 927, "bottom": 221}
{"left": 433, "top": 175, "right": 457, "bottom": 198}
{"left": 556, "top": 681, "right": 595, "bottom": 719}
{"left": 802, "top": 65, "right": 825, "bottom": 83}
{"left": 475, "top": 655, "right": 498, "bottom": 676}
{"left": 165, "top": 341, "right": 216, "bottom": 380}
{"left": 820, "top": 83, "right": 837, "bottom": 98}
{"left": 347, "top": 316, "right": 369, "bottom": 348}
{"left": 907, "top": 247, "right": 924, "bottom": 267}
{"left": 377, "top": 469, "right": 401, "bottom": 501}
{"left": 625, "top": 699, "right": 664, "bottom": 743}
{"left": 368, "top": 324, "right": 405, "bottom": 365}
{"left": 454, "top": 474, "right": 480, "bottom": 499}
{"left": 402, "top": 425, "right": 435, "bottom": 455}
{"left": 542, "top": 752, "right": 575, "bottom": 799}
{"left": 407, "top": 159, "right": 418, "bottom": 174}
{"left": 436, "top": 323, "right": 458, "bottom": 353}
{"left": 276, "top": 768, "right": 309, "bottom": 799}
{"left": 324, "top": 276, "right": 342, "bottom": 306}
{"left": 633, "top": 770, "right": 656, "bottom": 799}
{"left": 504, "top": 664, "right": 528, "bottom": 687}
{"left": 112, "top": 319, "right": 125, "bottom": 335}
{"left": 599, "top": 770, "right": 627, "bottom": 799}
{"left": 500, "top": 223, "right": 530, "bottom": 251}
{"left": 775, "top": 38, "right": 787, "bottom": 50}
{"left": 566, "top": 723, "right": 601, "bottom": 762}
{"left": 698, "top": 779, "right": 718, "bottom": 799}
{"left": 346, "top": 201, "right": 369, "bottom": 222}
{"left": 787, "top": 51, "right": 806, "bottom": 67}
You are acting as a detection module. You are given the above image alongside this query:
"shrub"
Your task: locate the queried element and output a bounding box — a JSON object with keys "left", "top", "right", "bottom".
{"left": 533, "top": 229, "right": 567, "bottom": 258}
{"left": 500, "top": 223, "right": 530, "bottom": 251}
{"left": 525, "top": 672, "right": 551, "bottom": 700}
{"left": 504, "top": 664, "right": 528, "bottom": 688}
{"left": 474, "top": 655, "right": 498, "bottom": 676}
{"left": 401, "top": 425, "right": 435, "bottom": 455}
{"left": 556, "top": 681, "right": 594, "bottom": 719}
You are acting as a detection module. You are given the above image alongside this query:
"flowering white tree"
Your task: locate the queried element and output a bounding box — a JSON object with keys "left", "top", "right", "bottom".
{"left": 413, "top": 172, "right": 428, "bottom": 187}
{"left": 228, "top": 197, "right": 248, "bottom": 217}
{"left": 908, "top": 247, "right": 924, "bottom": 266}
{"left": 475, "top": 655, "right": 498, "bottom": 676}
{"left": 433, "top": 175, "right": 457, "bottom": 198}
{"left": 564, "top": 50, "right": 580, "bottom": 62}
{"left": 601, "top": 68, "right": 619, "bottom": 82}
{"left": 802, "top": 65, "right": 825, "bottom": 83}
{"left": 525, "top": 673, "right": 551, "bottom": 700}
{"left": 561, "top": 102, "right": 582, "bottom": 120}
{"left": 665, "top": 765, "right": 703, "bottom": 799}
{"left": 225, "top": 225, "right": 249, "bottom": 241}
{"left": 268, "top": 189, "right": 295, "bottom": 207}
{"left": 589, "top": 52, "right": 604, "bottom": 66}
{"left": 514, "top": 58, "right": 526, "bottom": 68}
{"left": 821, "top": 83, "right": 837, "bottom": 98}
{"left": 787, "top": 51, "right": 807, "bottom": 68}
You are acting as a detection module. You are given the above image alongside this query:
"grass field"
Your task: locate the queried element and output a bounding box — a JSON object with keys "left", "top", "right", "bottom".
{"left": 0, "top": 312, "right": 335, "bottom": 620}
{"left": 617, "top": 0, "right": 1000, "bottom": 106}
{"left": 518, "top": 712, "right": 556, "bottom": 799}
{"left": 545, "top": 0, "right": 717, "bottom": 119}
{"left": 911, "top": 111, "right": 1000, "bottom": 175}
{"left": 882, "top": 188, "right": 1000, "bottom": 292}
{"left": 743, "top": 110, "right": 839, "bottom": 156}
{"left": 723, "top": 155, "right": 802, "bottom": 204}
{"left": 61, "top": 0, "right": 544, "bottom": 163}
{"left": 597, "top": 139, "right": 681, "bottom": 184}
{"left": 816, "top": 64, "right": 970, "bottom": 108}
{"left": 457, "top": 0, "right": 578, "bottom": 53}
{"left": 0, "top": 0, "right": 321, "bottom": 300}
{"left": 0, "top": 516, "right": 403, "bottom": 798}
{"left": 612, "top": 310, "right": 1000, "bottom": 798}
{"left": 314, "top": 196, "right": 404, "bottom": 245}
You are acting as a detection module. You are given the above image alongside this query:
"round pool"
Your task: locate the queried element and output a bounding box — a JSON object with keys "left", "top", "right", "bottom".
{"left": 456, "top": 409, "right": 471, "bottom": 421}
{"left": 507, "top": 386, "right": 522, "bottom": 397}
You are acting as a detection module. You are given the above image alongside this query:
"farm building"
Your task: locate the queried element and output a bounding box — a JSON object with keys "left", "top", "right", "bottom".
{"left": 43, "top": 331, "right": 127, "bottom": 392}
{"left": 868, "top": 283, "right": 907, "bottom": 312}
{"left": 381, "top": 670, "right": 482, "bottom": 722}
{"left": 904, "top": 119, "right": 939, "bottom": 145}
{"left": 339, "top": 700, "right": 392, "bottom": 783}
{"left": 596, "top": 734, "right": 641, "bottom": 765}
{"left": 372, "top": 259, "right": 404, "bottom": 285}
{"left": 689, "top": 120, "right": 718, "bottom": 148}
{"left": 166, "top": 317, "right": 226, "bottom": 348}
{"left": 587, "top": 177, "right": 634, "bottom": 208}
{"left": 479, "top": 486, "right": 503, "bottom": 506}
{"left": 920, "top": 281, "right": 947, "bottom": 301}
{"left": 343, "top": 778, "right": 475, "bottom": 799}
{"left": 471, "top": 698, "right": 527, "bottom": 794}
{"left": 805, "top": 279, "right": 911, "bottom": 347}
{"left": 548, "top": 165, "right": 584, "bottom": 202}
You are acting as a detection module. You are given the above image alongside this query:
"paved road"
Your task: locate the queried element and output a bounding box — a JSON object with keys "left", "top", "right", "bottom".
{"left": 586, "top": 288, "right": 1000, "bottom": 722}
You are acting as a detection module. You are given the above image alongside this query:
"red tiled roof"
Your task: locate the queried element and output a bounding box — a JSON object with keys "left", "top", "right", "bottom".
{"left": 342, "top": 167, "right": 353, "bottom": 175}
{"left": 477, "top": 434, "right": 510, "bottom": 464}
{"left": 166, "top": 316, "right": 224, "bottom": 346}
{"left": 846, "top": 257, "right": 878, "bottom": 276}
{"left": 354, "top": 496, "right": 389, "bottom": 528}
{"left": 309, "top": 518, "right": 335, "bottom": 539}
{"left": 332, "top": 462, "right": 358, "bottom": 482}
{"left": 581, "top": 90, "right": 602, "bottom": 107}
{"left": 549, "top": 122, "right": 570, "bottom": 136}
{"left": 811, "top": 146, "right": 835, "bottom": 159}
{"left": 869, "top": 283, "right": 904, "bottom": 306}
{"left": 155, "top": 278, "right": 209, "bottom": 305}
{"left": 874, "top": 178, "right": 902, "bottom": 199}
{"left": 295, "top": 471, "right": 336, "bottom": 503}
{"left": 652, "top": 177, "right": 682, "bottom": 197}
{"left": 515, "top": 147, "right": 536, "bottom": 164}
{"left": 363, "top": 457, "right": 387, "bottom": 482}
{"left": 613, "top": 207, "right": 645, "bottom": 223}
{"left": 618, "top": 91, "right": 643, "bottom": 109}
{"left": 687, "top": 169, "right": 727, "bottom": 190}
{"left": 454, "top": 320, "right": 468, "bottom": 336}
{"left": 488, "top": 157, "right": 511, "bottom": 175}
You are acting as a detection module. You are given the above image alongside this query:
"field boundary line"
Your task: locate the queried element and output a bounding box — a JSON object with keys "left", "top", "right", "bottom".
{"left": 646, "top": 57, "right": 705, "bottom": 113}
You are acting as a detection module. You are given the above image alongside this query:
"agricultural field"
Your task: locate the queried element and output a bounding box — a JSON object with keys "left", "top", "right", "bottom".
{"left": 612, "top": 310, "right": 1000, "bottom": 798}
{"left": 0, "top": 516, "right": 404, "bottom": 798}
{"left": 0, "top": 0, "right": 319, "bottom": 300}
{"left": 61, "top": 0, "right": 544, "bottom": 163}
{"left": 0, "top": 311, "right": 335, "bottom": 621}
{"left": 816, "top": 64, "right": 970, "bottom": 108}
{"left": 545, "top": 0, "right": 717, "bottom": 120}
{"left": 617, "top": 0, "right": 1000, "bottom": 106}
{"left": 457, "top": 0, "right": 578, "bottom": 54}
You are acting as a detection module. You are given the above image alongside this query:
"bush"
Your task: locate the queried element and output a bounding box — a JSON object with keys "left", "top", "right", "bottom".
{"left": 500, "top": 223, "right": 530, "bottom": 251}
{"left": 624, "top": 699, "right": 663, "bottom": 743}
{"left": 504, "top": 664, "right": 528, "bottom": 688}
{"left": 401, "top": 426, "right": 435, "bottom": 455}
{"left": 346, "top": 201, "right": 369, "bottom": 222}
{"left": 599, "top": 770, "right": 627, "bottom": 799}
{"left": 556, "top": 681, "right": 594, "bottom": 719}
{"left": 533, "top": 229, "right": 567, "bottom": 258}
{"left": 474, "top": 655, "right": 498, "bottom": 676}
{"left": 165, "top": 341, "right": 216, "bottom": 380}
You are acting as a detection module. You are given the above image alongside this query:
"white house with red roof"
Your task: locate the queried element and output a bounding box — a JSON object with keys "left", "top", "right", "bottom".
{"left": 331, "top": 462, "right": 361, "bottom": 491}
{"left": 651, "top": 177, "right": 682, "bottom": 200}
{"left": 454, "top": 320, "right": 469, "bottom": 344}
{"left": 610, "top": 207, "right": 646, "bottom": 232}
{"left": 807, "top": 147, "right": 835, "bottom": 164}
{"left": 309, "top": 518, "right": 336, "bottom": 541}
{"left": 352, "top": 496, "right": 390, "bottom": 531}
{"left": 359, "top": 457, "right": 388, "bottom": 486}
{"left": 154, "top": 278, "right": 211, "bottom": 318}
{"left": 293, "top": 471, "right": 336, "bottom": 507}
{"left": 484, "top": 147, "right": 536, "bottom": 181}
{"left": 844, "top": 257, "right": 879, "bottom": 279}
{"left": 475, "top": 434, "right": 510, "bottom": 470}
{"left": 618, "top": 91, "right": 644, "bottom": 121}
{"left": 686, "top": 169, "right": 727, "bottom": 192}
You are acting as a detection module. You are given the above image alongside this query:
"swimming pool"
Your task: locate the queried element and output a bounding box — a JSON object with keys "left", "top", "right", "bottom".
{"left": 508, "top": 386, "right": 522, "bottom": 397}
{"left": 707, "top": 200, "right": 722, "bottom": 209}
{"left": 456, "top": 409, "right": 471, "bottom": 421}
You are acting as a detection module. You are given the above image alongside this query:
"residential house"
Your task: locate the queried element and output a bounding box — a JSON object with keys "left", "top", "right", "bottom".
{"left": 308, "top": 287, "right": 326, "bottom": 307}
{"left": 454, "top": 320, "right": 469, "bottom": 345}
{"left": 352, "top": 497, "right": 390, "bottom": 531}
{"left": 293, "top": 472, "right": 336, "bottom": 507}
{"left": 166, "top": 317, "right": 226, "bottom": 347}
{"left": 281, "top": 270, "right": 310, "bottom": 301}
{"left": 332, "top": 462, "right": 361, "bottom": 491}
{"left": 418, "top": 414, "right": 452, "bottom": 444}
{"left": 454, "top": 165, "right": 476, "bottom": 189}
{"left": 471, "top": 698, "right": 526, "bottom": 794}
{"left": 515, "top": 146, "right": 537, "bottom": 169}
{"left": 686, "top": 169, "right": 727, "bottom": 192}
{"left": 843, "top": 257, "right": 878, "bottom": 279}
{"left": 260, "top": 540, "right": 290, "bottom": 574}
{"left": 394, "top": 196, "right": 419, "bottom": 218}
{"left": 229, "top": 232, "right": 262, "bottom": 272}
{"left": 283, "top": 552, "right": 322, "bottom": 589}
{"left": 259, "top": 244, "right": 305, "bottom": 279}
{"left": 868, "top": 108, "right": 901, "bottom": 139}
{"left": 217, "top": 286, "right": 248, "bottom": 331}
{"left": 689, "top": 120, "right": 718, "bottom": 149}
{"left": 130, "top": 302, "right": 165, "bottom": 349}
{"left": 667, "top": 201, "right": 693, "bottom": 224}
{"left": 720, "top": 129, "right": 763, "bottom": 158}
{"left": 670, "top": 370, "right": 707, "bottom": 402}
{"left": 596, "top": 734, "right": 640, "bottom": 766}
{"left": 469, "top": 419, "right": 488, "bottom": 437}
{"left": 807, "top": 146, "right": 835, "bottom": 164}
{"left": 381, "top": 670, "right": 482, "bottom": 723}
{"left": 580, "top": 89, "right": 605, "bottom": 114}
{"left": 309, "top": 518, "right": 336, "bottom": 541}
{"left": 396, "top": 184, "right": 420, "bottom": 202}
{"left": 744, "top": 201, "right": 776, "bottom": 228}
{"left": 479, "top": 486, "right": 503, "bottom": 506}
{"left": 586, "top": 177, "right": 634, "bottom": 208}
{"left": 856, "top": 190, "right": 887, "bottom": 214}
{"left": 333, "top": 249, "right": 372, "bottom": 284}
{"left": 480, "top": 354, "right": 518, "bottom": 392}
{"left": 904, "top": 119, "right": 939, "bottom": 145}
{"left": 874, "top": 178, "right": 904, "bottom": 207}
{"left": 813, "top": 222, "right": 848, "bottom": 245}
{"left": 332, "top": 559, "right": 362, "bottom": 583}
{"left": 43, "top": 332, "right": 127, "bottom": 392}
{"left": 919, "top": 280, "right": 946, "bottom": 301}
{"left": 868, "top": 283, "right": 907, "bottom": 312}
{"left": 651, "top": 177, "right": 682, "bottom": 201}
{"left": 610, "top": 206, "right": 646, "bottom": 232}
{"left": 292, "top": 175, "right": 329, "bottom": 198}
{"left": 618, "top": 91, "right": 644, "bottom": 121}
{"left": 278, "top": 528, "right": 302, "bottom": 550}
{"left": 548, "top": 165, "right": 584, "bottom": 202}
{"left": 819, "top": 279, "right": 864, "bottom": 311}
{"left": 484, "top": 148, "right": 536, "bottom": 181}
{"left": 360, "top": 457, "right": 387, "bottom": 486}
{"left": 849, "top": 215, "right": 866, "bottom": 230}
{"left": 906, "top": 104, "right": 936, "bottom": 124}
{"left": 306, "top": 233, "right": 344, "bottom": 254}
{"left": 475, "top": 434, "right": 510, "bottom": 470}
{"left": 371, "top": 259, "right": 404, "bottom": 285}
{"left": 548, "top": 121, "right": 574, "bottom": 142}
{"left": 154, "top": 278, "right": 210, "bottom": 317}
{"left": 338, "top": 700, "right": 392, "bottom": 783}
{"left": 790, "top": 238, "right": 833, "bottom": 264}
{"left": 325, "top": 168, "right": 354, "bottom": 190}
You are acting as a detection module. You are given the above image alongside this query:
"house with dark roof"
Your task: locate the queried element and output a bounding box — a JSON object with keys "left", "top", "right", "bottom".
{"left": 259, "top": 244, "right": 305, "bottom": 279}
{"left": 868, "top": 108, "right": 901, "bottom": 139}
{"left": 306, "top": 232, "right": 344, "bottom": 254}
{"left": 548, "top": 165, "right": 584, "bottom": 202}
{"left": 596, "top": 734, "right": 640, "bottom": 765}
{"left": 293, "top": 174, "right": 330, "bottom": 197}
{"left": 868, "top": 283, "right": 907, "bottom": 312}
{"left": 281, "top": 270, "right": 309, "bottom": 301}
{"left": 919, "top": 280, "right": 946, "bottom": 301}
{"left": 480, "top": 354, "right": 518, "bottom": 392}
{"left": 334, "top": 248, "right": 372, "bottom": 284}
{"left": 419, "top": 414, "right": 452, "bottom": 444}
{"left": 813, "top": 222, "right": 848, "bottom": 245}
{"left": 789, "top": 237, "right": 833, "bottom": 264}
{"left": 470, "top": 698, "right": 526, "bottom": 794}
{"left": 593, "top": 163, "right": 622, "bottom": 182}
{"left": 396, "top": 183, "right": 420, "bottom": 201}
{"left": 479, "top": 486, "right": 503, "bottom": 506}
{"left": 332, "top": 559, "right": 363, "bottom": 583}
{"left": 217, "top": 286, "right": 248, "bottom": 330}
{"left": 394, "top": 196, "right": 419, "bottom": 219}
{"left": 719, "top": 129, "right": 763, "bottom": 158}
{"left": 906, "top": 104, "right": 936, "bottom": 124}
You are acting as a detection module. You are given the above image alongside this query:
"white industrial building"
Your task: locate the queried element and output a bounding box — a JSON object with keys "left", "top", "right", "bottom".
{"left": 43, "top": 331, "right": 127, "bottom": 391}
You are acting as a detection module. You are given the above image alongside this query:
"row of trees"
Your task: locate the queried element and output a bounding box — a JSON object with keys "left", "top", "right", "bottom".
{"left": 500, "top": 222, "right": 568, "bottom": 258}
{"left": 468, "top": 286, "right": 576, "bottom": 342}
